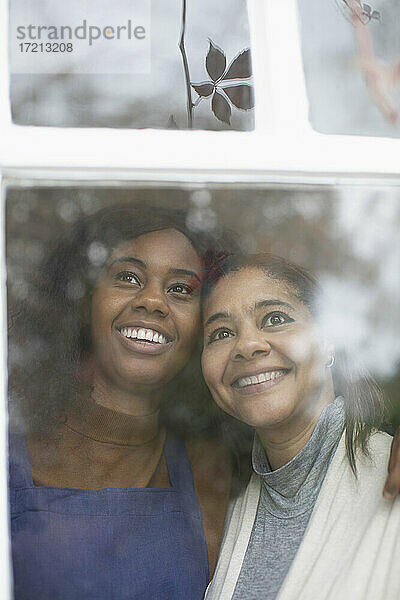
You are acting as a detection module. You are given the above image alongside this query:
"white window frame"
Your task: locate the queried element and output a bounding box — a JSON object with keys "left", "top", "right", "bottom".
{"left": 1, "top": 0, "right": 400, "bottom": 180}
{"left": 1, "top": 0, "right": 400, "bottom": 598}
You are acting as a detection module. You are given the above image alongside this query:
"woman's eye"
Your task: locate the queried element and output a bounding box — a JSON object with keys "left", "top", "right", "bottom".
{"left": 208, "top": 329, "right": 234, "bottom": 344}
{"left": 262, "top": 312, "right": 294, "bottom": 327}
{"left": 115, "top": 271, "right": 141, "bottom": 285}
{"left": 168, "top": 283, "right": 193, "bottom": 295}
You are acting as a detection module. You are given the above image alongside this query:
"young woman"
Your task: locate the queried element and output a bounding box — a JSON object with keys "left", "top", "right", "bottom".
{"left": 201, "top": 253, "right": 400, "bottom": 600}
{"left": 8, "top": 203, "right": 234, "bottom": 600}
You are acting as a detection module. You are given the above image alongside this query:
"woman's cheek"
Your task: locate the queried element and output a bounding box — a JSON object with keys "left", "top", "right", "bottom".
{"left": 201, "top": 347, "right": 216, "bottom": 389}
{"left": 202, "top": 345, "right": 227, "bottom": 393}
{"left": 285, "top": 331, "right": 317, "bottom": 363}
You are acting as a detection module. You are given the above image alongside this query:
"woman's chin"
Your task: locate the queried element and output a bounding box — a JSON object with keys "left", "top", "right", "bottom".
{"left": 218, "top": 394, "right": 296, "bottom": 431}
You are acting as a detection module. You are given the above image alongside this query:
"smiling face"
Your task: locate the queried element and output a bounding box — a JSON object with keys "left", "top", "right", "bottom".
{"left": 90, "top": 228, "right": 203, "bottom": 393}
{"left": 202, "top": 267, "right": 333, "bottom": 435}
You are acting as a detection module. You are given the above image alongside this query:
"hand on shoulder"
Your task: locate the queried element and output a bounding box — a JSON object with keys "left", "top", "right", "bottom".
{"left": 383, "top": 426, "right": 400, "bottom": 500}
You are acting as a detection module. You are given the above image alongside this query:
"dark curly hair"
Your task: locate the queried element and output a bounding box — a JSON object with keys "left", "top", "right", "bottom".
{"left": 8, "top": 203, "right": 238, "bottom": 444}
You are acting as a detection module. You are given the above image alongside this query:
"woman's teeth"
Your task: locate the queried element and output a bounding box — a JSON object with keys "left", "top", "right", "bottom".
{"left": 235, "top": 370, "right": 287, "bottom": 388}
{"left": 119, "top": 327, "right": 168, "bottom": 345}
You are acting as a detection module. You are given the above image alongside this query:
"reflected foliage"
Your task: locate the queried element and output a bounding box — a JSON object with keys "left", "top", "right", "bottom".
{"left": 6, "top": 186, "right": 400, "bottom": 439}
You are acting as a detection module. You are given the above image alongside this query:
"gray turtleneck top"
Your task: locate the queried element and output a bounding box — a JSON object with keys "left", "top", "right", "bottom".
{"left": 232, "top": 398, "right": 345, "bottom": 600}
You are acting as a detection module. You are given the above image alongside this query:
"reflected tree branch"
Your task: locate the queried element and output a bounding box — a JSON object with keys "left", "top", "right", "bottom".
{"left": 179, "top": 0, "right": 194, "bottom": 128}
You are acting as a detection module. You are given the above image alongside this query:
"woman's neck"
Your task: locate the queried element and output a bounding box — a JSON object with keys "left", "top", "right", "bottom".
{"left": 62, "top": 369, "right": 164, "bottom": 447}
{"left": 257, "top": 384, "right": 335, "bottom": 471}
{"left": 91, "top": 369, "right": 162, "bottom": 417}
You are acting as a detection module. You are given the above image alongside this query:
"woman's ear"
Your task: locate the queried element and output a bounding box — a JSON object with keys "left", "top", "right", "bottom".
{"left": 324, "top": 341, "right": 335, "bottom": 368}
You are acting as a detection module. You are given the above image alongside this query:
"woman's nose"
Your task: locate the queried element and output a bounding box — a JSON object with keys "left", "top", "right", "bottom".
{"left": 131, "top": 284, "right": 169, "bottom": 317}
{"left": 231, "top": 331, "right": 272, "bottom": 361}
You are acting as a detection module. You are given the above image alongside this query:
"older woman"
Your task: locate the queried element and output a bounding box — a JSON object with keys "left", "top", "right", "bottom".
{"left": 201, "top": 253, "right": 400, "bottom": 600}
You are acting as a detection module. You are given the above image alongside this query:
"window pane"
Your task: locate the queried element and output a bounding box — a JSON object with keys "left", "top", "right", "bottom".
{"left": 298, "top": 0, "right": 400, "bottom": 137}
{"left": 9, "top": 0, "right": 254, "bottom": 130}
{"left": 6, "top": 183, "right": 400, "bottom": 597}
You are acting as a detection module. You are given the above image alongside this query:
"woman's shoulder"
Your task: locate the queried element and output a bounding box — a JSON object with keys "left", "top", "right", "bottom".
{"left": 319, "top": 430, "right": 394, "bottom": 511}
{"left": 357, "top": 430, "right": 393, "bottom": 475}
{"left": 367, "top": 429, "right": 393, "bottom": 452}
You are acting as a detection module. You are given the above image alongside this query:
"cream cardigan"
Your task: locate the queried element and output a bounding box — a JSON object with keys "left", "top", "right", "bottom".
{"left": 205, "top": 431, "right": 400, "bottom": 600}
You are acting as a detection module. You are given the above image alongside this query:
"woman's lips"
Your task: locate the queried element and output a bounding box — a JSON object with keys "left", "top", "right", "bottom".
{"left": 231, "top": 369, "right": 290, "bottom": 395}
{"left": 115, "top": 327, "right": 173, "bottom": 355}
{"left": 118, "top": 325, "right": 171, "bottom": 344}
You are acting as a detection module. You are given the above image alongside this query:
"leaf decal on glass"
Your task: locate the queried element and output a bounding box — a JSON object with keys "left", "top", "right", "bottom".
{"left": 223, "top": 48, "right": 252, "bottom": 80}
{"left": 190, "top": 41, "right": 254, "bottom": 127}
{"left": 212, "top": 90, "right": 231, "bottom": 124}
{"left": 222, "top": 84, "right": 254, "bottom": 110}
{"left": 191, "top": 82, "right": 215, "bottom": 97}
{"left": 206, "top": 41, "right": 227, "bottom": 82}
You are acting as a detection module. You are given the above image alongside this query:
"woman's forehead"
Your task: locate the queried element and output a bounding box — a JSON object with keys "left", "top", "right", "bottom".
{"left": 109, "top": 228, "right": 202, "bottom": 269}
{"left": 204, "top": 267, "right": 302, "bottom": 316}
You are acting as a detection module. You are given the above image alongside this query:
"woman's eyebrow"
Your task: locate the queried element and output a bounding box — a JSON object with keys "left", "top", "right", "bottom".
{"left": 255, "top": 299, "right": 295, "bottom": 311}
{"left": 169, "top": 268, "right": 201, "bottom": 283}
{"left": 204, "top": 300, "right": 294, "bottom": 328}
{"left": 204, "top": 311, "right": 231, "bottom": 328}
{"left": 108, "top": 257, "right": 146, "bottom": 269}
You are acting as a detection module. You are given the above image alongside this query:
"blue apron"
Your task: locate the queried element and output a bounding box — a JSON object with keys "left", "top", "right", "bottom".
{"left": 9, "top": 432, "right": 209, "bottom": 600}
